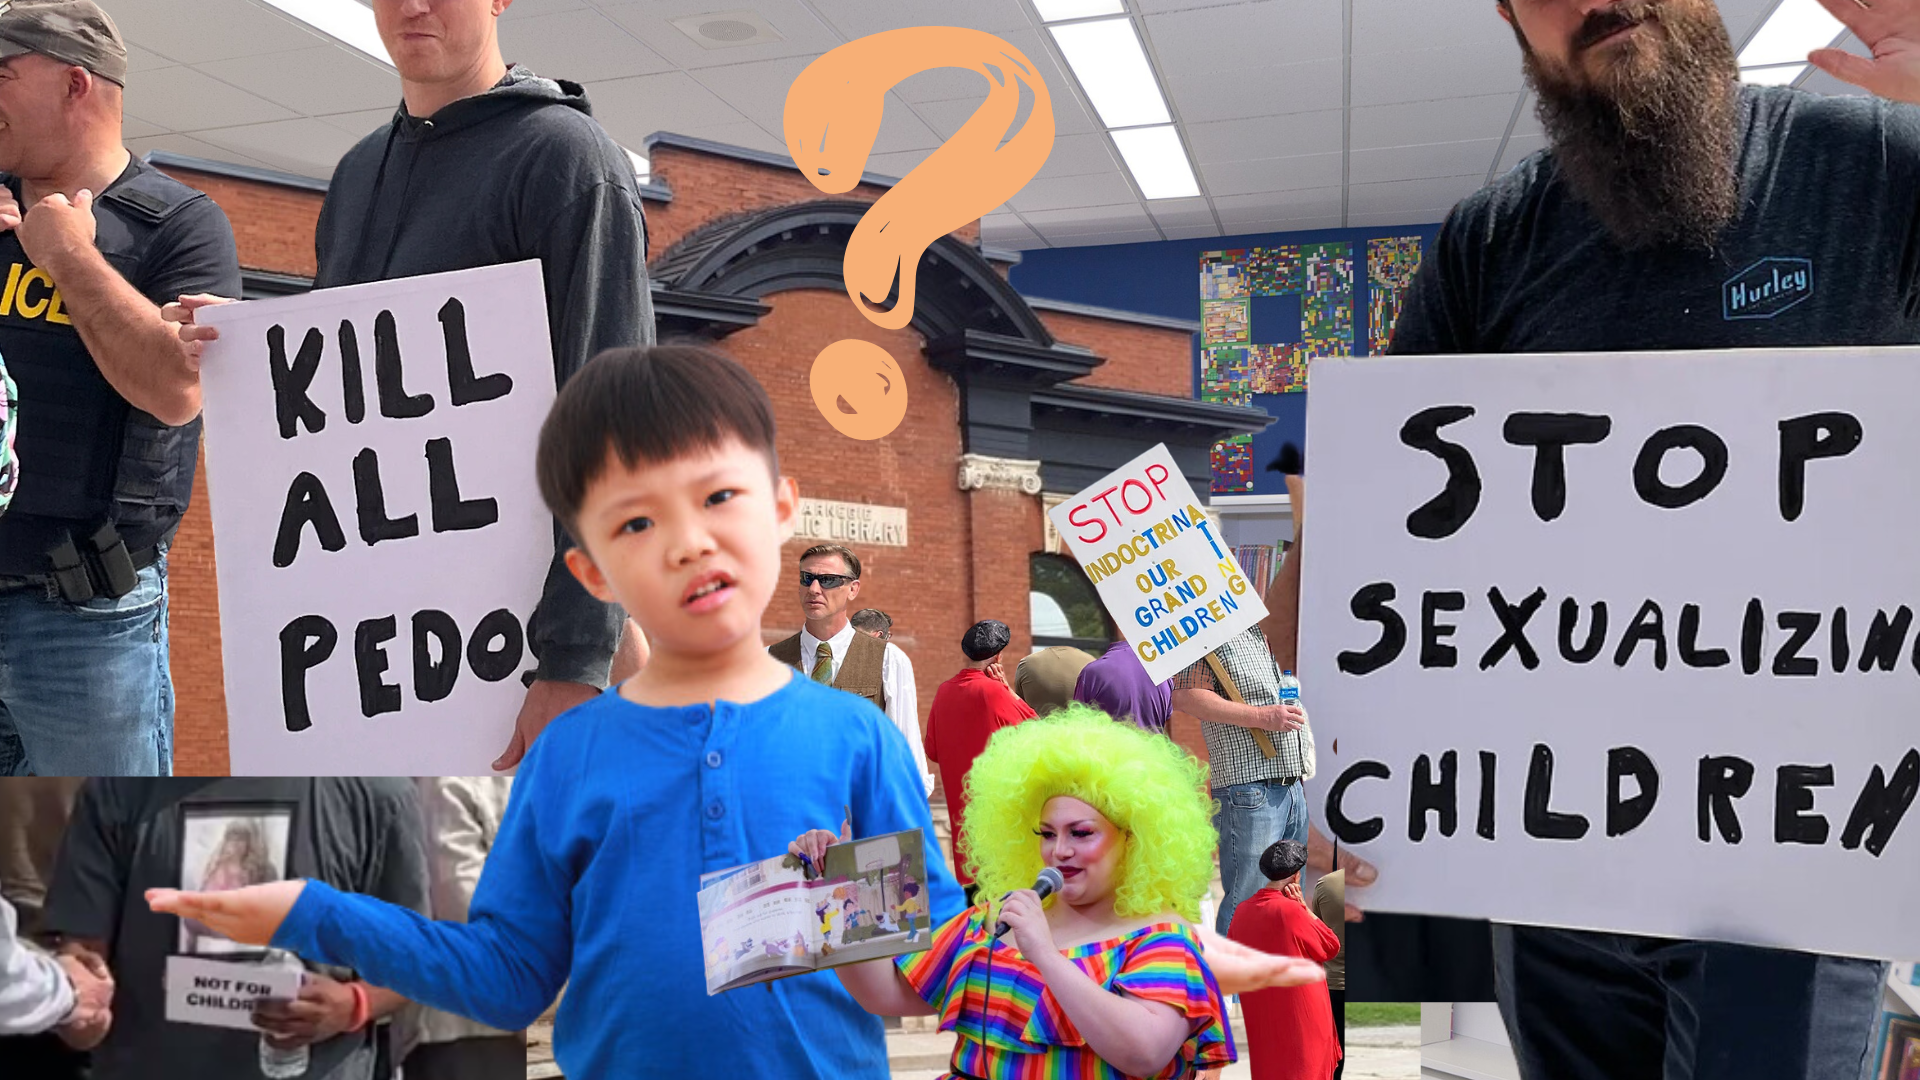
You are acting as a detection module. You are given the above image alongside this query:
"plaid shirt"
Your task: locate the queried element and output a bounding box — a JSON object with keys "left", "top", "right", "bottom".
{"left": 1171, "top": 624, "right": 1312, "bottom": 788}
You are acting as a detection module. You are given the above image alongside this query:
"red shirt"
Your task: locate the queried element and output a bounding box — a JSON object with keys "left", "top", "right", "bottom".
{"left": 1228, "top": 887, "right": 1343, "bottom": 1080}
{"left": 924, "top": 668, "right": 1036, "bottom": 884}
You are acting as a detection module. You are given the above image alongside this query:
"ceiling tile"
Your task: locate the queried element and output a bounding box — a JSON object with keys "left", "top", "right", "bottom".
{"left": 914, "top": 92, "right": 1094, "bottom": 142}
{"left": 1213, "top": 187, "right": 1342, "bottom": 220}
{"left": 1796, "top": 67, "right": 1868, "bottom": 97}
{"left": 1145, "top": 196, "right": 1215, "bottom": 228}
{"left": 1009, "top": 170, "right": 1139, "bottom": 213}
{"left": 690, "top": 55, "right": 814, "bottom": 130}
{"left": 190, "top": 117, "right": 365, "bottom": 178}
{"left": 1351, "top": 0, "right": 1519, "bottom": 56}
{"left": 1720, "top": 0, "right": 1786, "bottom": 50}
{"left": 1159, "top": 223, "right": 1223, "bottom": 240}
{"left": 1186, "top": 111, "right": 1344, "bottom": 164}
{"left": 1346, "top": 174, "right": 1484, "bottom": 216}
{"left": 123, "top": 115, "right": 169, "bottom": 140}
{"left": 1022, "top": 203, "right": 1153, "bottom": 231}
{"left": 503, "top": 8, "right": 674, "bottom": 82}
{"left": 1345, "top": 208, "right": 1452, "bottom": 228}
{"left": 1351, "top": 93, "right": 1519, "bottom": 150}
{"left": 807, "top": 0, "right": 1032, "bottom": 40}
{"left": 1032, "top": 133, "right": 1120, "bottom": 178}
{"left": 1134, "top": 0, "right": 1264, "bottom": 12}
{"left": 893, "top": 66, "right": 994, "bottom": 105}
{"left": 195, "top": 46, "right": 399, "bottom": 117}
{"left": 1349, "top": 46, "right": 1524, "bottom": 107}
{"left": 503, "top": 0, "right": 594, "bottom": 19}
{"left": 1164, "top": 59, "right": 1344, "bottom": 123}
{"left": 316, "top": 108, "right": 399, "bottom": 140}
{"left": 1040, "top": 227, "right": 1165, "bottom": 247}
{"left": 127, "top": 132, "right": 274, "bottom": 172}
{"left": 665, "top": 120, "right": 788, "bottom": 156}
{"left": 125, "top": 43, "right": 179, "bottom": 73}
{"left": 1216, "top": 210, "right": 1345, "bottom": 234}
{"left": 1510, "top": 93, "right": 1544, "bottom": 138}
{"left": 597, "top": 0, "right": 844, "bottom": 70}
{"left": 113, "top": 0, "right": 329, "bottom": 65}
{"left": 981, "top": 212, "right": 1041, "bottom": 247}
{"left": 1201, "top": 153, "right": 1343, "bottom": 196}
{"left": 1350, "top": 139, "right": 1504, "bottom": 185}
{"left": 1495, "top": 132, "right": 1549, "bottom": 176}
{"left": 128, "top": 66, "right": 298, "bottom": 131}
{"left": 1145, "top": 0, "right": 1344, "bottom": 72}
{"left": 578, "top": 70, "right": 753, "bottom": 145}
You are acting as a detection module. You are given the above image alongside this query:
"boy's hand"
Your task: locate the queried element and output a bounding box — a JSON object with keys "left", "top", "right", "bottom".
{"left": 145, "top": 881, "right": 307, "bottom": 946}
{"left": 788, "top": 818, "right": 853, "bottom": 875}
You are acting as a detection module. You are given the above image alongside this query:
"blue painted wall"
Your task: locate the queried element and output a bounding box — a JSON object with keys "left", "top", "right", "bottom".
{"left": 1010, "top": 222, "right": 1442, "bottom": 495}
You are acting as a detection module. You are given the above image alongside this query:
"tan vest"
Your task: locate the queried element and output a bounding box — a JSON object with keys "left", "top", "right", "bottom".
{"left": 771, "top": 629, "right": 887, "bottom": 712}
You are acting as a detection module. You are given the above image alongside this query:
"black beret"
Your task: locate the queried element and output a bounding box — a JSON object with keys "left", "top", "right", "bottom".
{"left": 962, "top": 619, "right": 1010, "bottom": 661}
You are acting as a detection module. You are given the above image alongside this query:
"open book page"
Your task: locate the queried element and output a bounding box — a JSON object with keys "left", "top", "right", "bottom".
{"left": 813, "top": 829, "right": 933, "bottom": 970}
{"left": 697, "top": 852, "right": 819, "bottom": 994}
{"left": 696, "top": 829, "right": 935, "bottom": 993}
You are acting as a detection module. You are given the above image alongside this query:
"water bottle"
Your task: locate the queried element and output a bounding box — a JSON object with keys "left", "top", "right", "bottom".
{"left": 1278, "top": 670, "right": 1302, "bottom": 711}
{"left": 258, "top": 1034, "right": 309, "bottom": 1078}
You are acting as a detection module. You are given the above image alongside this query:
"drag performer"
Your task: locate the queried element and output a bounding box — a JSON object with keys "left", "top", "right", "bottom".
{"left": 792, "top": 706, "right": 1324, "bottom": 1080}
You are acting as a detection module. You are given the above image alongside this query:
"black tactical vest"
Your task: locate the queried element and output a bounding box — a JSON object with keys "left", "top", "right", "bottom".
{"left": 0, "top": 160, "right": 210, "bottom": 576}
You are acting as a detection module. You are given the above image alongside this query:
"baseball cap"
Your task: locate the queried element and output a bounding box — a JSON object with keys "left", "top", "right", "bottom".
{"left": 0, "top": 0, "right": 128, "bottom": 87}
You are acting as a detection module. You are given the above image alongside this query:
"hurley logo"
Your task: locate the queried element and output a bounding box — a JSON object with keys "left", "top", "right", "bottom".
{"left": 1723, "top": 257, "right": 1813, "bottom": 320}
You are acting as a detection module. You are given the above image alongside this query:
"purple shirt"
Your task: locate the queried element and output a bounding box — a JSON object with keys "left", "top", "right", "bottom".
{"left": 1073, "top": 640, "right": 1171, "bottom": 734}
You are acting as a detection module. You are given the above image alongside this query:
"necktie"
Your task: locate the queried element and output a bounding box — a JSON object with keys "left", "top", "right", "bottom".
{"left": 812, "top": 642, "right": 834, "bottom": 684}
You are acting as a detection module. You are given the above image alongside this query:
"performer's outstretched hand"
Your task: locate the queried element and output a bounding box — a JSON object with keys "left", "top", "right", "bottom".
{"left": 1190, "top": 927, "right": 1327, "bottom": 994}
{"left": 145, "top": 881, "right": 306, "bottom": 947}
{"left": 1810, "top": 0, "right": 1920, "bottom": 104}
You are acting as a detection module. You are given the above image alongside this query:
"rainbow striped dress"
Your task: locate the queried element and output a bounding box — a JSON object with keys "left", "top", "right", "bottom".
{"left": 893, "top": 905, "right": 1236, "bottom": 1080}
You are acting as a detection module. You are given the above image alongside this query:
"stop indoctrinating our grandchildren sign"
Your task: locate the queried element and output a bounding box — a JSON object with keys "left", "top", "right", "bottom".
{"left": 199, "top": 262, "right": 555, "bottom": 775}
{"left": 1301, "top": 347, "right": 1920, "bottom": 960}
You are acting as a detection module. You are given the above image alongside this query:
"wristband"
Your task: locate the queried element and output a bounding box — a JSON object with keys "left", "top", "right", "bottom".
{"left": 347, "top": 980, "right": 371, "bottom": 1033}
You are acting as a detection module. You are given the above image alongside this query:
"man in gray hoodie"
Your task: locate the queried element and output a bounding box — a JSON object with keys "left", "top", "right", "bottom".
{"left": 172, "top": 0, "right": 651, "bottom": 767}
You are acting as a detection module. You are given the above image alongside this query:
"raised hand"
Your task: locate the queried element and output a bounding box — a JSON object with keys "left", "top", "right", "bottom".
{"left": 1809, "top": 0, "right": 1920, "bottom": 104}
{"left": 16, "top": 189, "right": 98, "bottom": 275}
{"left": 996, "top": 888, "right": 1056, "bottom": 959}
{"left": 145, "top": 880, "right": 307, "bottom": 946}
{"left": 1189, "top": 926, "right": 1328, "bottom": 995}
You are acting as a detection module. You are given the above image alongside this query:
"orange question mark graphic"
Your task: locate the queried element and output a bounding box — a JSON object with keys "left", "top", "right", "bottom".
{"left": 785, "top": 27, "right": 1055, "bottom": 440}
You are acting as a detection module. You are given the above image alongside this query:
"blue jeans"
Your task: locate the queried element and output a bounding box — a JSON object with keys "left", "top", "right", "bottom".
{"left": 1494, "top": 924, "right": 1886, "bottom": 1080}
{"left": 0, "top": 552, "right": 172, "bottom": 776}
{"left": 1212, "top": 777, "right": 1308, "bottom": 935}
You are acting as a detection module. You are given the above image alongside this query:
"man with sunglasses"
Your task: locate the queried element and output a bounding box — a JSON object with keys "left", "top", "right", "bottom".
{"left": 770, "top": 544, "right": 931, "bottom": 795}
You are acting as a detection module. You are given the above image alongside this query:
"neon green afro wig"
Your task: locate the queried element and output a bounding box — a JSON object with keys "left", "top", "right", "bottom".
{"left": 960, "top": 704, "right": 1216, "bottom": 922}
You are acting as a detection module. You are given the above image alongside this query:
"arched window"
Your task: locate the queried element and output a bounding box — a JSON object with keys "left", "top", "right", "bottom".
{"left": 1029, "top": 553, "right": 1113, "bottom": 653}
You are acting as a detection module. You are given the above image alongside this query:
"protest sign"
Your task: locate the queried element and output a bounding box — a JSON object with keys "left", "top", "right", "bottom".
{"left": 164, "top": 956, "right": 302, "bottom": 1031}
{"left": 1301, "top": 348, "right": 1920, "bottom": 959}
{"left": 1047, "top": 444, "right": 1266, "bottom": 683}
{"left": 199, "top": 262, "right": 557, "bottom": 775}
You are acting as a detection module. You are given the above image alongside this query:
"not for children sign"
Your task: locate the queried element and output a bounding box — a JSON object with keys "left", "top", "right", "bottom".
{"left": 1048, "top": 444, "right": 1266, "bottom": 683}
{"left": 199, "top": 262, "right": 556, "bottom": 775}
{"left": 1301, "top": 348, "right": 1920, "bottom": 960}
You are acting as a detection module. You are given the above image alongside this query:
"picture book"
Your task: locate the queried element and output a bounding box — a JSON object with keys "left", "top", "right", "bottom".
{"left": 697, "top": 828, "right": 933, "bottom": 995}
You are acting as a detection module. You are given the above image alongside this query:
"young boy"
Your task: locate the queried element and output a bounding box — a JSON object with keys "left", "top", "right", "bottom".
{"left": 149, "top": 346, "right": 963, "bottom": 1078}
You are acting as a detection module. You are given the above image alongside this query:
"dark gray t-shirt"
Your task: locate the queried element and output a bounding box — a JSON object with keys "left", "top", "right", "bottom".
{"left": 1390, "top": 85, "right": 1920, "bottom": 355}
{"left": 43, "top": 779, "right": 428, "bottom": 1080}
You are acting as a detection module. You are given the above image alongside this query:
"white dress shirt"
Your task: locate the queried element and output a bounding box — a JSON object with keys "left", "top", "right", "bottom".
{"left": 792, "top": 623, "right": 933, "bottom": 795}
{"left": 0, "top": 896, "right": 71, "bottom": 1036}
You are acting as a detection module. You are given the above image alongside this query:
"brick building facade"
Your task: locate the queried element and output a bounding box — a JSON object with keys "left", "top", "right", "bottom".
{"left": 153, "top": 136, "right": 1269, "bottom": 776}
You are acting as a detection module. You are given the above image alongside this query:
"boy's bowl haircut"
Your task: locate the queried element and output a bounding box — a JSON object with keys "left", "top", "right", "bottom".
{"left": 535, "top": 345, "right": 782, "bottom": 539}
{"left": 961, "top": 705, "right": 1217, "bottom": 922}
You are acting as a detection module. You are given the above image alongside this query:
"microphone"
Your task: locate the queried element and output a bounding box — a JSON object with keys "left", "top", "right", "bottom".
{"left": 992, "top": 867, "right": 1065, "bottom": 940}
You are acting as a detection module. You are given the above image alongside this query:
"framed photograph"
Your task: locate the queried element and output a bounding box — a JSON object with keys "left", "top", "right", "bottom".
{"left": 175, "top": 802, "right": 294, "bottom": 956}
{"left": 1877, "top": 1012, "right": 1920, "bottom": 1080}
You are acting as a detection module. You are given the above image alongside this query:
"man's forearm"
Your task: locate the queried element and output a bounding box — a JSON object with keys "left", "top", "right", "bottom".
{"left": 1169, "top": 687, "right": 1273, "bottom": 731}
{"left": 527, "top": 522, "right": 622, "bottom": 686}
{"left": 49, "top": 246, "right": 200, "bottom": 425}
{"left": 1259, "top": 537, "right": 1302, "bottom": 673}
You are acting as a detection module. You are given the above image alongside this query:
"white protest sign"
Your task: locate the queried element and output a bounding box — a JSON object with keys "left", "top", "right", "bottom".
{"left": 1301, "top": 349, "right": 1920, "bottom": 960}
{"left": 164, "top": 956, "right": 302, "bottom": 1031}
{"left": 1047, "top": 444, "right": 1266, "bottom": 683}
{"left": 200, "top": 261, "right": 557, "bottom": 775}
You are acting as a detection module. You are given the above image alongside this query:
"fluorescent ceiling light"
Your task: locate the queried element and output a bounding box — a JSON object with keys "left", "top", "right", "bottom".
{"left": 1034, "top": 0, "right": 1126, "bottom": 21}
{"left": 1737, "top": 0, "right": 1844, "bottom": 68}
{"left": 257, "top": 0, "right": 393, "bottom": 66}
{"left": 1049, "top": 18, "right": 1170, "bottom": 129}
{"left": 1111, "top": 124, "right": 1198, "bottom": 199}
{"left": 1740, "top": 63, "right": 1808, "bottom": 86}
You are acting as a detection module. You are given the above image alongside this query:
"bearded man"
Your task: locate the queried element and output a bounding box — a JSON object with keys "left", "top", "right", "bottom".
{"left": 1267, "top": 0, "right": 1920, "bottom": 1076}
